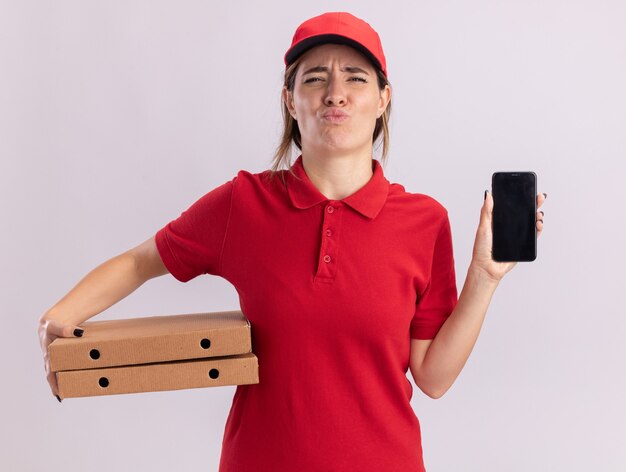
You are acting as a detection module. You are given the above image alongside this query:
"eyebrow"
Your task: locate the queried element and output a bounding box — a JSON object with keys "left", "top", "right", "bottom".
{"left": 301, "top": 65, "right": 370, "bottom": 75}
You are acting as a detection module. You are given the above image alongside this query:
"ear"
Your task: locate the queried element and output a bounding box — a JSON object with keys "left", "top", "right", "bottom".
{"left": 282, "top": 86, "right": 297, "bottom": 120}
{"left": 377, "top": 84, "right": 391, "bottom": 118}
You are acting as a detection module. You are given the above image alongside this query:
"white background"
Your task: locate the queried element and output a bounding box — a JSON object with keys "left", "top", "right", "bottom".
{"left": 2, "top": 1, "right": 625, "bottom": 470}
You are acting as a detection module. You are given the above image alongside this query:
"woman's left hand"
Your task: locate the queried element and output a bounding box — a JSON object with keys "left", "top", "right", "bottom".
{"left": 470, "top": 191, "right": 546, "bottom": 282}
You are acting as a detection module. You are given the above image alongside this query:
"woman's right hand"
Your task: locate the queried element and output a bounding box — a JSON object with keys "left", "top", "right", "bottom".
{"left": 38, "top": 317, "right": 85, "bottom": 401}
{"left": 37, "top": 236, "right": 169, "bottom": 402}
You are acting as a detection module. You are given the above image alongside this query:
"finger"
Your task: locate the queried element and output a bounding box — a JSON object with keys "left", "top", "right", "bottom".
{"left": 45, "top": 319, "right": 85, "bottom": 339}
{"left": 537, "top": 192, "right": 547, "bottom": 209}
{"left": 42, "top": 342, "right": 61, "bottom": 399}
{"left": 41, "top": 320, "right": 83, "bottom": 401}
{"left": 47, "top": 369, "right": 61, "bottom": 399}
{"left": 536, "top": 209, "right": 545, "bottom": 237}
{"left": 536, "top": 210, "right": 544, "bottom": 226}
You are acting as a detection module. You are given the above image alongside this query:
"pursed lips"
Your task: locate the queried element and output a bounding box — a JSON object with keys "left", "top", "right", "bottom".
{"left": 321, "top": 109, "right": 349, "bottom": 123}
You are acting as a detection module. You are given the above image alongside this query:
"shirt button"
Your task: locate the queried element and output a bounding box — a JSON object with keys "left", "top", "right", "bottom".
{"left": 325, "top": 229, "right": 332, "bottom": 237}
{"left": 326, "top": 206, "right": 335, "bottom": 214}
{"left": 323, "top": 255, "right": 331, "bottom": 263}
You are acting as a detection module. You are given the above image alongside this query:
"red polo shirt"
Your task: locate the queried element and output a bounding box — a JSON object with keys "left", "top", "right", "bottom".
{"left": 155, "top": 156, "right": 457, "bottom": 472}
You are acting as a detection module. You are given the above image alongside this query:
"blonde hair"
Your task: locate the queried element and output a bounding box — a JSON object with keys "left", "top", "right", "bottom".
{"left": 269, "top": 54, "right": 392, "bottom": 180}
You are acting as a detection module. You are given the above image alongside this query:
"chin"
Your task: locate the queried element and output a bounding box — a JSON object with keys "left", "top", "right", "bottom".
{"left": 318, "top": 133, "right": 366, "bottom": 151}
{"left": 318, "top": 142, "right": 361, "bottom": 154}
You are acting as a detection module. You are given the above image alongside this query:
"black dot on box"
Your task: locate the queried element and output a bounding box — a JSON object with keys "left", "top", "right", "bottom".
{"left": 98, "top": 377, "right": 109, "bottom": 388}
{"left": 89, "top": 349, "right": 100, "bottom": 360}
{"left": 208, "top": 369, "right": 219, "bottom": 379}
{"left": 200, "top": 338, "right": 211, "bottom": 349}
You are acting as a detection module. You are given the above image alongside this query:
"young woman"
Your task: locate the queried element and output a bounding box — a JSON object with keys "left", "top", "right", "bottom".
{"left": 39, "top": 12, "right": 546, "bottom": 471}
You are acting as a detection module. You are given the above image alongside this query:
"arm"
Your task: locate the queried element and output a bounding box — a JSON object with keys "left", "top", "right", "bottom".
{"left": 38, "top": 236, "right": 169, "bottom": 398}
{"left": 409, "top": 192, "right": 546, "bottom": 399}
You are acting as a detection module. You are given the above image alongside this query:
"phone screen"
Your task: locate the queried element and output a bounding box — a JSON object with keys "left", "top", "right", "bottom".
{"left": 491, "top": 172, "right": 537, "bottom": 262}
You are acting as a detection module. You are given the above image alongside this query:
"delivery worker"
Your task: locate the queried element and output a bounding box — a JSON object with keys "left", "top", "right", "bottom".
{"left": 39, "top": 12, "right": 546, "bottom": 472}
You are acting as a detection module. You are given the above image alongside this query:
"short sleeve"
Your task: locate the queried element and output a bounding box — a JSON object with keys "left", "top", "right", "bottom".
{"left": 410, "top": 214, "right": 458, "bottom": 339}
{"left": 155, "top": 178, "right": 234, "bottom": 282}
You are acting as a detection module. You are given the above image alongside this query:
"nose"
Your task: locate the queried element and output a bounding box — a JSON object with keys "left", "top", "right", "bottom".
{"left": 324, "top": 76, "right": 346, "bottom": 107}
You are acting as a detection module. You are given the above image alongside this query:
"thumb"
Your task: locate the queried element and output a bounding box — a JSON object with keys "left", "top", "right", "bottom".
{"left": 45, "top": 319, "right": 84, "bottom": 339}
{"left": 480, "top": 190, "right": 494, "bottom": 228}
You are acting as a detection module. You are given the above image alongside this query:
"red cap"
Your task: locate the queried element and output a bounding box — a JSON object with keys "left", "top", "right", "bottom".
{"left": 284, "top": 12, "right": 388, "bottom": 77}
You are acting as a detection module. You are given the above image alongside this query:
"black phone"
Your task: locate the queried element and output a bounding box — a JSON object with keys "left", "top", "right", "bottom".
{"left": 491, "top": 172, "right": 537, "bottom": 262}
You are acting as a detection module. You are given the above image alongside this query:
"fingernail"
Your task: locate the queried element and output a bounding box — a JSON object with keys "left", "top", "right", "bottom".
{"left": 484, "top": 190, "right": 488, "bottom": 201}
{"left": 73, "top": 328, "right": 84, "bottom": 337}
{"left": 539, "top": 210, "right": 544, "bottom": 216}
{"left": 56, "top": 395, "right": 62, "bottom": 403}
{"left": 538, "top": 219, "right": 544, "bottom": 224}
{"left": 543, "top": 192, "right": 547, "bottom": 199}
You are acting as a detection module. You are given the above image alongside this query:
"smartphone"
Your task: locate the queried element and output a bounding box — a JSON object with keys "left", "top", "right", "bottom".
{"left": 491, "top": 172, "right": 537, "bottom": 262}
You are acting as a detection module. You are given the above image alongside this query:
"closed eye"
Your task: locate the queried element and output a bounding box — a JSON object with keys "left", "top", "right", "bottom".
{"left": 303, "top": 76, "right": 324, "bottom": 83}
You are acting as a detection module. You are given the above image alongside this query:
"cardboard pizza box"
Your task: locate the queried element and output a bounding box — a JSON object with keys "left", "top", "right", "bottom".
{"left": 49, "top": 310, "right": 251, "bottom": 372}
{"left": 57, "top": 352, "right": 259, "bottom": 398}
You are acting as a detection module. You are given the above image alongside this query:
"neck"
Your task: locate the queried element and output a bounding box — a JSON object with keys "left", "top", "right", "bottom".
{"left": 300, "top": 147, "right": 374, "bottom": 200}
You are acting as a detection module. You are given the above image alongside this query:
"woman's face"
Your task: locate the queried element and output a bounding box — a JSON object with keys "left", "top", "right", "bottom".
{"left": 284, "top": 44, "right": 391, "bottom": 158}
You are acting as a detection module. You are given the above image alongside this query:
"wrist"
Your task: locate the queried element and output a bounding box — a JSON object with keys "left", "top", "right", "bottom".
{"left": 39, "top": 311, "right": 54, "bottom": 326}
{"left": 468, "top": 261, "right": 502, "bottom": 287}
{"left": 40, "top": 307, "right": 73, "bottom": 326}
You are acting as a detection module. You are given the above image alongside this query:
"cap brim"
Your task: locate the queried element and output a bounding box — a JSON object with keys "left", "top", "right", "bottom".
{"left": 285, "top": 34, "right": 383, "bottom": 74}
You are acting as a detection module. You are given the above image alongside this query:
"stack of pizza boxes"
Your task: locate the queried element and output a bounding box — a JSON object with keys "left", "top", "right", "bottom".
{"left": 49, "top": 311, "right": 258, "bottom": 399}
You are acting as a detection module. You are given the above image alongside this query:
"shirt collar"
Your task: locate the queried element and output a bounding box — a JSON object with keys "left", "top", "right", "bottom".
{"left": 286, "top": 155, "right": 390, "bottom": 220}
